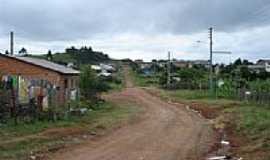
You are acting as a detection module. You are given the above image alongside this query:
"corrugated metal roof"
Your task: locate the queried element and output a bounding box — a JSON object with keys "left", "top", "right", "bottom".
{"left": 1, "top": 54, "right": 80, "bottom": 75}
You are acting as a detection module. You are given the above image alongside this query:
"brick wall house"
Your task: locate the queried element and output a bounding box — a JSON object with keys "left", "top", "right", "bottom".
{"left": 0, "top": 54, "right": 80, "bottom": 107}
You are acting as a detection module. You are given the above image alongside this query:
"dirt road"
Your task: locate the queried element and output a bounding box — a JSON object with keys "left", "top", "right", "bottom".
{"left": 51, "top": 68, "right": 214, "bottom": 160}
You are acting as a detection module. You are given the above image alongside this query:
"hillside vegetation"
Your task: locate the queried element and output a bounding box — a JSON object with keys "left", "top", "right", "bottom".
{"left": 28, "top": 46, "right": 111, "bottom": 67}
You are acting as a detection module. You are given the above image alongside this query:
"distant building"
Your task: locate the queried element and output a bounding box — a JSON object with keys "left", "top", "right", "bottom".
{"left": 257, "top": 59, "right": 270, "bottom": 66}
{"left": 134, "top": 59, "right": 144, "bottom": 64}
{"left": 192, "top": 60, "right": 210, "bottom": 68}
{"left": 67, "top": 62, "right": 75, "bottom": 68}
{"left": 0, "top": 54, "right": 80, "bottom": 108}
{"left": 100, "top": 63, "right": 116, "bottom": 73}
{"left": 173, "top": 60, "right": 193, "bottom": 68}
{"left": 172, "top": 60, "right": 209, "bottom": 69}
{"left": 248, "top": 59, "right": 270, "bottom": 73}
{"left": 91, "top": 64, "right": 115, "bottom": 77}
{"left": 91, "top": 65, "right": 102, "bottom": 71}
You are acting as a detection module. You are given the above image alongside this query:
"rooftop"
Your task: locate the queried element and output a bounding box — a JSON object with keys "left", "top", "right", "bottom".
{"left": 0, "top": 54, "right": 80, "bottom": 75}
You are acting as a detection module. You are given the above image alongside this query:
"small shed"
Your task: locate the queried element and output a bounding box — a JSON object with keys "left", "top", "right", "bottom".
{"left": 0, "top": 54, "right": 80, "bottom": 108}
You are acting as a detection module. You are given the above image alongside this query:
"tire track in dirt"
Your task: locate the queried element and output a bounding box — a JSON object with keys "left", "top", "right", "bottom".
{"left": 49, "top": 66, "right": 214, "bottom": 160}
{"left": 50, "top": 87, "right": 214, "bottom": 160}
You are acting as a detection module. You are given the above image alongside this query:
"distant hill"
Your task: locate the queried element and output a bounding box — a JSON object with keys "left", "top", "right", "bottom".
{"left": 27, "top": 46, "right": 111, "bottom": 67}
{"left": 54, "top": 46, "right": 110, "bottom": 65}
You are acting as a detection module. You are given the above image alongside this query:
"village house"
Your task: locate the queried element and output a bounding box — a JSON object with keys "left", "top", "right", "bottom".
{"left": 0, "top": 54, "right": 80, "bottom": 108}
{"left": 173, "top": 60, "right": 193, "bottom": 68}
{"left": 172, "top": 60, "right": 209, "bottom": 69}
{"left": 91, "top": 63, "right": 116, "bottom": 77}
{"left": 248, "top": 59, "right": 270, "bottom": 73}
{"left": 192, "top": 60, "right": 210, "bottom": 68}
{"left": 134, "top": 59, "right": 144, "bottom": 65}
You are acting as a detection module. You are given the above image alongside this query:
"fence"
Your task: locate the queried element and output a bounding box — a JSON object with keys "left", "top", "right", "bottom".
{"left": 0, "top": 75, "right": 79, "bottom": 124}
{"left": 167, "top": 81, "right": 270, "bottom": 106}
{"left": 238, "top": 89, "right": 270, "bottom": 106}
{"left": 165, "top": 80, "right": 209, "bottom": 90}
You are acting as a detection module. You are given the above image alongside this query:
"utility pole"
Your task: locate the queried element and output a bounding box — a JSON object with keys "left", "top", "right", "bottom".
{"left": 209, "top": 27, "right": 213, "bottom": 94}
{"left": 10, "top": 31, "right": 14, "bottom": 55}
{"left": 167, "top": 51, "right": 171, "bottom": 87}
{"left": 197, "top": 28, "right": 231, "bottom": 97}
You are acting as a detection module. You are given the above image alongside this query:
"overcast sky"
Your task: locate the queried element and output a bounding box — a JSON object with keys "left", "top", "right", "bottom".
{"left": 1, "top": 0, "right": 270, "bottom": 63}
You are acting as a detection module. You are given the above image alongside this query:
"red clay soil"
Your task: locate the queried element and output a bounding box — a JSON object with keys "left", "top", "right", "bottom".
{"left": 48, "top": 88, "right": 214, "bottom": 160}
{"left": 46, "top": 68, "right": 215, "bottom": 160}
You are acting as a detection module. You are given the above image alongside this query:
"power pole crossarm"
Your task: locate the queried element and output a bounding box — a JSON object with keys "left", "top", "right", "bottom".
{"left": 213, "top": 51, "right": 231, "bottom": 54}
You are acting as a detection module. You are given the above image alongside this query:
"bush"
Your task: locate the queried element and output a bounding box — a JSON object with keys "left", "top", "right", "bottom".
{"left": 79, "top": 65, "right": 111, "bottom": 104}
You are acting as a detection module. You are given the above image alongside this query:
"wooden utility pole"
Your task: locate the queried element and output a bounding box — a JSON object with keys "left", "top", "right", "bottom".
{"left": 167, "top": 51, "right": 171, "bottom": 87}
{"left": 209, "top": 28, "right": 213, "bottom": 94}
{"left": 10, "top": 31, "right": 14, "bottom": 55}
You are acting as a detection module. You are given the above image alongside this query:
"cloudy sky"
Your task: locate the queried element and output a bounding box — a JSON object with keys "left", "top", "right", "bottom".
{"left": 0, "top": 0, "right": 270, "bottom": 63}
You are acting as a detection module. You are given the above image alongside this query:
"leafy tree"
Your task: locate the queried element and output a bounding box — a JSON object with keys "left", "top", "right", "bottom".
{"left": 240, "top": 66, "right": 253, "bottom": 81}
{"left": 177, "top": 68, "right": 205, "bottom": 82}
{"left": 79, "top": 65, "right": 110, "bottom": 105}
{"left": 234, "top": 58, "right": 242, "bottom": 66}
{"left": 18, "top": 47, "right": 27, "bottom": 56}
{"left": 242, "top": 59, "right": 253, "bottom": 65}
{"left": 159, "top": 70, "right": 168, "bottom": 86}
{"left": 59, "top": 46, "right": 109, "bottom": 66}
{"left": 47, "top": 50, "right": 53, "bottom": 61}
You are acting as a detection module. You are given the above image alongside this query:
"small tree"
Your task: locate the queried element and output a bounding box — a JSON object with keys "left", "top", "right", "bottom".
{"left": 18, "top": 47, "right": 27, "bottom": 56}
{"left": 47, "top": 50, "right": 53, "bottom": 61}
{"left": 79, "top": 65, "right": 110, "bottom": 106}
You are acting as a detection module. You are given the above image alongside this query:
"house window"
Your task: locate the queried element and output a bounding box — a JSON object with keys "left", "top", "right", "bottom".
{"left": 71, "top": 79, "right": 74, "bottom": 88}
{"left": 64, "top": 79, "right": 68, "bottom": 89}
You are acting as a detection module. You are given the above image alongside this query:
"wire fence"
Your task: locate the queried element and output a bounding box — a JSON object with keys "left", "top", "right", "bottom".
{"left": 166, "top": 80, "right": 270, "bottom": 106}
{"left": 238, "top": 89, "right": 270, "bottom": 106}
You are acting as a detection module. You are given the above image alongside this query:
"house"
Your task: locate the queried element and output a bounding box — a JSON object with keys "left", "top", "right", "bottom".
{"left": 172, "top": 60, "right": 209, "bottom": 69}
{"left": 248, "top": 59, "right": 270, "bottom": 73}
{"left": 173, "top": 60, "right": 193, "bottom": 68}
{"left": 134, "top": 59, "right": 144, "bottom": 64}
{"left": 0, "top": 54, "right": 80, "bottom": 108}
{"left": 91, "top": 64, "right": 115, "bottom": 77}
{"left": 257, "top": 59, "right": 270, "bottom": 72}
{"left": 100, "top": 63, "right": 116, "bottom": 73}
{"left": 257, "top": 59, "right": 270, "bottom": 66}
{"left": 192, "top": 60, "right": 210, "bottom": 68}
{"left": 91, "top": 65, "right": 102, "bottom": 72}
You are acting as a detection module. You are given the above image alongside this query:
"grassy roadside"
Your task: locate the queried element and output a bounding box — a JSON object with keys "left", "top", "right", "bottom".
{"left": 108, "top": 67, "right": 125, "bottom": 91}
{"left": 129, "top": 69, "right": 159, "bottom": 87}
{"left": 0, "top": 101, "right": 141, "bottom": 160}
{"left": 145, "top": 88, "right": 270, "bottom": 159}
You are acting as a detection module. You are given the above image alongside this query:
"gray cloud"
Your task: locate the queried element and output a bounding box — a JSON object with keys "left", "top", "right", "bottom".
{"left": 1, "top": 0, "right": 270, "bottom": 62}
{"left": 1, "top": 0, "right": 270, "bottom": 41}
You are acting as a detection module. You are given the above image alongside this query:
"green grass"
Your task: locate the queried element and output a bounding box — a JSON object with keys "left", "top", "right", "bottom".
{"left": 0, "top": 102, "right": 141, "bottom": 160}
{"left": 129, "top": 70, "right": 159, "bottom": 87}
{"left": 152, "top": 89, "right": 236, "bottom": 107}
{"left": 108, "top": 82, "right": 124, "bottom": 91}
{"left": 150, "top": 88, "right": 270, "bottom": 157}
{"left": 236, "top": 105, "right": 270, "bottom": 143}
{"left": 108, "top": 68, "right": 125, "bottom": 91}
{"left": 164, "top": 89, "right": 210, "bottom": 100}
{"left": 0, "top": 120, "right": 76, "bottom": 142}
